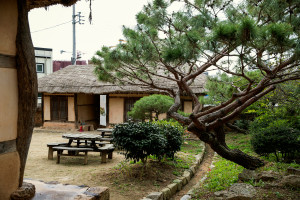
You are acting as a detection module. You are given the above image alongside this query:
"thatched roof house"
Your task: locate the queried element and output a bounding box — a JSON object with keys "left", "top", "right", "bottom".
{"left": 38, "top": 65, "right": 206, "bottom": 94}
{"left": 27, "top": 0, "right": 78, "bottom": 10}
{"left": 38, "top": 65, "right": 207, "bottom": 129}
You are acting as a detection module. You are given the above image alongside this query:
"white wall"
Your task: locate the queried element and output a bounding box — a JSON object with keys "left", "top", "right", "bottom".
{"left": 35, "top": 48, "right": 53, "bottom": 78}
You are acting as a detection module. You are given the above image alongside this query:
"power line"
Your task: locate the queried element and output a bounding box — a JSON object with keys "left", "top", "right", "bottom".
{"left": 31, "top": 20, "right": 72, "bottom": 33}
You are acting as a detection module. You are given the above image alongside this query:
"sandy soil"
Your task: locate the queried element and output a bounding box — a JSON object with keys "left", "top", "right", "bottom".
{"left": 25, "top": 129, "right": 129, "bottom": 199}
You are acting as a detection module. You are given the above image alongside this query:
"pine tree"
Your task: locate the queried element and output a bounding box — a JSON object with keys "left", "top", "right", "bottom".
{"left": 93, "top": 0, "right": 300, "bottom": 169}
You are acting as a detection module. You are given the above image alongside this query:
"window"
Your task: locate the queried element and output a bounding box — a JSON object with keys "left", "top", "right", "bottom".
{"left": 37, "top": 93, "right": 42, "bottom": 106}
{"left": 51, "top": 96, "right": 68, "bottom": 121}
{"left": 124, "top": 97, "right": 140, "bottom": 122}
{"left": 36, "top": 63, "right": 44, "bottom": 73}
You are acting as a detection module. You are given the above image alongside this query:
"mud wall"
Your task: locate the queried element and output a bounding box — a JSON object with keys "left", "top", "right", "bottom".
{"left": 0, "top": 0, "right": 21, "bottom": 199}
{"left": 109, "top": 97, "right": 124, "bottom": 124}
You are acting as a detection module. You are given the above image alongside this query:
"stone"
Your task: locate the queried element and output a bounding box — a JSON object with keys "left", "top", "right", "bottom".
{"left": 179, "top": 176, "right": 188, "bottom": 186}
{"left": 167, "top": 183, "right": 178, "bottom": 196}
{"left": 238, "top": 169, "right": 258, "bottom": 182}
{"left": 214, "top": 183, "right": 256, "bottom": 200}
{"left": 83, "top": 187, "right": 109, "bottom": 200}
{"left": 258, "top": 170, "right": 281, "bottom": 182}
{"left": 228, "top": 183, "right": 256, "bottom": 200}
{"left": 194, "top": 154, "right": 201, "bottom": 162}
{"left": 189, "top": 165, "right": 196, "bottom": 176}
{"left": 263, "top": 182, "right": 280, "bottom": 189}
{"left": 146, "top": 192, "right": 163, "bottom": 200}
{"left": 180, "top": 194, "right": 191, "bottom": 200}
{"left": 183, "top": 171, "right": 191, "bottom": 182}
{"left": 161, "top": 187, "right": 171, "bottom": 200}
{"left": 173, "top": 179, "right": 183, "bottom": 190}
{"left": 214, "top": 190, "right": 228, "bottom": 198}
{"left": 74, "top": 194, "right": 97, "bottom": 200}
{"left": 10, "top": 182, "right": 36, "bottom": 200}
{"left": 281, "top": 175, "right": 300, "bottom": 188}
{"left": 286, "top": 167, "right": 300, "bottom": 176}
{"left": 46, "top": 181, "right": 60, "bottom": 184}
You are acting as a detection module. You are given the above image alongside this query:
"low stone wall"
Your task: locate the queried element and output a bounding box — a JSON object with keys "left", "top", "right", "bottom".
{"left": 141, "top": 142, "right": 207, "bottom": 200}
{"left": 180, "top": 152, "right": 217, "bottom": 200}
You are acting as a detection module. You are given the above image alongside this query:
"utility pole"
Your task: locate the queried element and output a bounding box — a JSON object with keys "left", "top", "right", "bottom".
{"left": 71, "top": 5, "right": 84, "bottom": 65}
{"left": 72, "top": 5, "right": 76, "bottom": 65}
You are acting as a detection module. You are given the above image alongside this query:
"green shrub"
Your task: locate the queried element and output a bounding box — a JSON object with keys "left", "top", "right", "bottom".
{"left": 251, "top": 119, "right": 300, "bottom": 162}
{"left": 177, "top": 110, "right": 190, "bottom": 118}
{"left": 153, "top": 119, "right": 185, "bottom": 135}
{"left": 153, "top": 120, "right": 184, "bottom": 158}
{"left": 234, "top": 119, "right": 251, "bottom": 130}
{"left": 128, "top": 94, "right": 174, "bottom": 121}
{"left": 113, "top": 122, "right": 183, "bottom": 163}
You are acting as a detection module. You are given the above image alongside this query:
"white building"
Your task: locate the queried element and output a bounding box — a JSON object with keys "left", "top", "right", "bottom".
{"left": 34, "top": 47, "right": 53, "bottom": 78}
{"left": 34, "top": 47, "right": 53, "bottom": 106}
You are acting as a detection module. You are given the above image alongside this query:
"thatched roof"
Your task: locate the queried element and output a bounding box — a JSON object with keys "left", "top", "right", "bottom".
{"left": 38, "top": 65, "right": 207, "bottom": 95}
{"left": 27, "top": 0, "right": 78, "bottom": 10}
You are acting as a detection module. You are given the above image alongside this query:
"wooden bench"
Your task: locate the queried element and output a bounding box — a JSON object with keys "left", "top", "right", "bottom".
{"left": 47, "top": 142, "right": 68, "bottom": 160}
{"left": 52, "top": 146, "right": 93, "bottom": 165}
{"left": 97, "top": 144, "right": 115, "bottom": 163}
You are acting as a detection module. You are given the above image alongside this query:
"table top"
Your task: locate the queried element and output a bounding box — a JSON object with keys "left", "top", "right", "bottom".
{"left": 97, "top": 128, "right": 113, "bottom": 132}
{"left": 62, "top": 133, "right": 103, "bottom": 141}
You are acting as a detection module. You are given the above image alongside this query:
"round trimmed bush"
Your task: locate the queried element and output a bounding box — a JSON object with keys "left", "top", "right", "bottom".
{"left": 153, "top": 120, "right": 184, "bottom": 159}
{"left": 113, "top": 122, "right": 183, "bottom": 163}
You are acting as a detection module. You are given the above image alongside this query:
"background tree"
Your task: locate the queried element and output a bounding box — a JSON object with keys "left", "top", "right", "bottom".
{"left": 93, "top": 0, "right": 300, "bottom": 169}
{"left": 128, "top": 94, "right": 174, "bottom": 121}
{"left": 200, "top": 71, "right": 263, "bottom": 133}
{"left": 201, "top": 71, "right": 262, "bottom": 105}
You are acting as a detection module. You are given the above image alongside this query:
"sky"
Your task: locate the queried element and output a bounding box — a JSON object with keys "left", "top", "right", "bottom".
{"left": 29, "top": 0, "right": 150, "bottom": 62}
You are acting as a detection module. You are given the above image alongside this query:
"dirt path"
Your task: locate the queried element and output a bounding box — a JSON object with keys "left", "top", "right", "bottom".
{"left": 171, "top": 144, "right": 215, "bottom": 200}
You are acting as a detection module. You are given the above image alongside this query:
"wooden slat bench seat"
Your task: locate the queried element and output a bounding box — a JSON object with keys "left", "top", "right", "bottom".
{"left": 73, "top": 140, "right": 108, "bottom": 147}
{"left": 99, "top": 138, "right": 114, "bottom": 143}
{"left": 47, "top": 142, "right": 68, "bottom": 160}
{"left": 52, "top": 146, "right": 94, "bottom": 165}
{"left": 97, "top": 144, "right": 115, "bottom": 163}
{"left": 101, "top": 133, "right": 113, "bottom": 138}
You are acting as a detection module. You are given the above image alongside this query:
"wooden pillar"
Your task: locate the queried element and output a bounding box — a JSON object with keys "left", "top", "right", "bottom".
{"left": 16, "top": 0, "right": 37, "bottom": 187}
{"left": 75, "top": 93, "right": 78, "bottom": 128}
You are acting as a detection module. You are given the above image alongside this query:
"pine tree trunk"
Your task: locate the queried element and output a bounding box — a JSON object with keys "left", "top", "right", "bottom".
{"left": 190, "top": 125, "right": 265, "bottom": 170}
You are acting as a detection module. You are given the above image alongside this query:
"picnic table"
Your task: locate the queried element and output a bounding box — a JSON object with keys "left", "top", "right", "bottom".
{"left": 62, "top": 133, "right": 111, "bottom": 147}
{"left": 47, "top": 133, "right": 114, "bottom": 164}
{"left": 97, "top": 128, "right": 113, "bottom": 138}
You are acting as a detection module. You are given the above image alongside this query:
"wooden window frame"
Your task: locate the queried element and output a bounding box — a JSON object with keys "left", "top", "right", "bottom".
{"left": 50, "top": 96, "right": 68, "bottom": 122}
{"left": 124, "top": 97, "right": 140, "bottom": 122}
{"left": 36, "top": 63, "right": 44, "bottom": 73}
